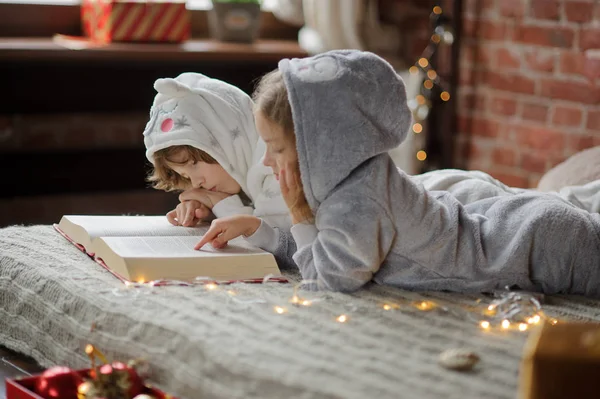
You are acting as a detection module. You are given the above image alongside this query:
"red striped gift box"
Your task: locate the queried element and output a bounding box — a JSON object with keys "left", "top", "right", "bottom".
{"left": 81, "top": 0, "right": 190, "bottom": 43}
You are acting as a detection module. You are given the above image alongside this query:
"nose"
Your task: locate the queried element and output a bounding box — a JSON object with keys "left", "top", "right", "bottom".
{"left": 191, "top": 176, "right": 204, "bottom": 189}
{"left": 262, "top": 152, "right": 273, "bottom": 168}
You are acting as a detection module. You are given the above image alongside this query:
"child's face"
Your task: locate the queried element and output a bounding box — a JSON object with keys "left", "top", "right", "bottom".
{"left": 166, "top": 150, "right": 241, "bottom": 195}
{"left": 255, "top": 111, "right": 298, "bottom": 180}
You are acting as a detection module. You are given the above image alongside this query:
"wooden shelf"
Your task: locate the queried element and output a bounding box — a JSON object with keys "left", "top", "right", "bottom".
{"left": 0, "top": 37, "right": 307, "bottom": 63}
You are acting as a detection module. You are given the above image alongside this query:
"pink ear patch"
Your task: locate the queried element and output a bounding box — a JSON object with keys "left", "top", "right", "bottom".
{"left": 161, "top": 118, "right": 174, "bottom": 132}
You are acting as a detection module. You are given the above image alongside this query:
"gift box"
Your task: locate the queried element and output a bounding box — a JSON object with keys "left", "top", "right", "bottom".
{"left": 6, "top": 368, "right": 177, "bottom": 399}
{"left": 518, "top": 322, "right": 600, "bottom": 399}
{"left": 81, "top": 0, "right": 190, "bottom": 43}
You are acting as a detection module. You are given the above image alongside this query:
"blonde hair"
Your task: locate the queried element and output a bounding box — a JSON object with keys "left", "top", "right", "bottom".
{"left": 147, "top": 145, "right": 217, "bottom": 192}
{"left": 253, "top": 70, "right": 313, "bottom": 222}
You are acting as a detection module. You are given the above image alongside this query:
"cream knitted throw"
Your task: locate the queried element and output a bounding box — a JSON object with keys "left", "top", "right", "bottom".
{"left": 1, "top": 225, "right": 599, "bottom": 399}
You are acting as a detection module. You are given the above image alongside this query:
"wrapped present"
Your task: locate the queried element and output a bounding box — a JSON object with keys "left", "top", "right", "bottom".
{"left": 518, "top": 322, "right": 600, "bottom": 399}
{"left": 5, "top": 345, "right": 177, "bottom": 399}
{"left": 81, "top": 0, "right": 190, "bottom": 43}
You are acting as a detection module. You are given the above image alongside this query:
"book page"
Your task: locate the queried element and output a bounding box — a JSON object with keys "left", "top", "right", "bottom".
{"left": 63, "top": 215, "right": 209, "bottom": 240}
{"left": 99, "top": 236, "right": 263, "bottom": 258}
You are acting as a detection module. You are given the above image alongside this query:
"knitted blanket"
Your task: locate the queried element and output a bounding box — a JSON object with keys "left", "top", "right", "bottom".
{"left": 1, "top": 225, "right": 599, "bottom": 399}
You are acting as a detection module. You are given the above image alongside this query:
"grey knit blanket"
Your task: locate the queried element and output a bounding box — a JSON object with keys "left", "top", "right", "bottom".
{"left": 1, "top": 225, "right": 599, "bottom": 399}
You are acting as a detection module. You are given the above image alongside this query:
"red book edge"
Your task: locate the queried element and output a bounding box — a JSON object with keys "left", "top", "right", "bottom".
{"left": 52, "top": 224, "right": 288, "bottom": 286}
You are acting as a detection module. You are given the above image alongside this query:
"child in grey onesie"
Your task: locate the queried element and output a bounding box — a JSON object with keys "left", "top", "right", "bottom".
{"left": 236, "top": 50, "right": 600, "bottom": 297}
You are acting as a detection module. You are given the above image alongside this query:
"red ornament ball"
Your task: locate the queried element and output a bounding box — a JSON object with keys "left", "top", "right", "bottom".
{"left": 35, "top": 366, "right": 83, "bottom": 399}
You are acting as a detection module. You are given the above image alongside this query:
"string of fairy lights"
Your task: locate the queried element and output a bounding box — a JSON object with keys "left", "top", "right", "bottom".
{"left": 117, "top": 277, "right": 559, "bottom": 334}
{"left": 408, "top": 5, "right": 454, "bottom": 164}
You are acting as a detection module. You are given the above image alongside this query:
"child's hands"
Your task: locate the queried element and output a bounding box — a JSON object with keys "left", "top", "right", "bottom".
{"left": 167, "top": 200, "right": 211, "bottom": 227}
{"left": 194, "top": 215, "right": 261, "bottom": 250}
{"left": 279, "top": 168, "right": 310, "bottom": 224}
{"left": 179, "top": 188, "right": 231, "bottom": 210}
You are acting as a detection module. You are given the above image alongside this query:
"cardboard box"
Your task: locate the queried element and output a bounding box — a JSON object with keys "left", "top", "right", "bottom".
{"left": 519, "top": 322, "right": 600, "bottom": 399}
{"left": 81, "top": 0, "right": 190, "bottom": 43}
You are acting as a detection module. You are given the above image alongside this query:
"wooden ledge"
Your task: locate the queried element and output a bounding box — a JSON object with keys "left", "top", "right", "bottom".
{"left": 0, "top": 37, "right": 307, "bottom": 64}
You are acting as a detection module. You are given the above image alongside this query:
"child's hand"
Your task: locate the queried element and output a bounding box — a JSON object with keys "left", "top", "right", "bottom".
{"left": 279, "top": 168, "right": 310, "bottom": 224}
{"left": 179, "top": 188, "right": 231, "bottom": 209}
{"left": 194, "top": 215, "right": 261, "bottom": 250}
{"left": 167, "top": 200, "right": 211, "bottom": 227}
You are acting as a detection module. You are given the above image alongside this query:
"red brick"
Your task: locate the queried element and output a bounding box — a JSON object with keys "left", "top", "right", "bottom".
{"left": 514, "top": 126, "right": 565, "bottom": 152}
{"left": 559, "top": 50, "right": 585, "bottom": 76}
{"left": 583, "top": 52, "right": 600, "bottom": 80}
{"left": 588, "top": 110, "right": 600, "bottom": 131}
{"left": 581, "top": 28, "right": 600, "bottom": 51}
{"left": 463, "top": 18, "right": 509, "bottom": 40}
{"left": 461, "top": 116, "right": 501, "bottom": 138}
{"left": 491, "top": 96, "right": 518, "bottom": 116}
{"left": 499, "top": 0, "right": 526, "bottom": 18}
{"left": 565, "top": 2, "right": 594, "bottom": 22}
{"left": 486, "top": 71, "right": 536, "bottom": 94}
{"left": 540, "top": 79, "right": 600, "bottom": 104}
{"left": 521, "top": 153, "right": 549, "bottom": 174}
{"left": 463, "top": 43, "right": 492, "bottom": 65}
{"left": 493, "top": 147, "right": 518, "bottom": 166}
{"left": 460, "top": 92, "right": 487, "bottom": 112}
{"left": 522, "top": 103, "right": 549, "bottom": 122}
{"left": 490, "top": 172, "right": 530, "bottom": 188}
{"left": 552, "top": 106, "right": 583, "bottom": 127}
{"left": 513, "top": 26, "right": 574, "bottom": 48}
{"left": 524, "top": 49, "right": 555, "bottom": 72}
{"left": 568, "top": 133, "right": 600, "bottom": 152}
{"left": 496, "top": 47, "right": 521, "bottom": 69}
{"left": 530, "top": 0, "right": 560, "bottom": 20}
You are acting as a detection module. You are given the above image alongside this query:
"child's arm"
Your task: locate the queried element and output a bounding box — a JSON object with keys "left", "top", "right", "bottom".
{"left": 179, "top": 189, "right": 254, "bottom": 218}
{"left": 291, "top": 196, "right": 396, "bottom": 292}
{"left": 244, "top": 219, "right": 297, "bottom": 270}
{"left": 194, "top": 215, "right": 297, "bottom": 270}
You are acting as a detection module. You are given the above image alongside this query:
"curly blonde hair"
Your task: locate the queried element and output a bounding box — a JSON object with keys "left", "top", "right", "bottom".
{"left": 147, "top": 145, "right": 217, "bottom": 192}
{"left": 253, "top": 70, "right": 313, "bottom": 222}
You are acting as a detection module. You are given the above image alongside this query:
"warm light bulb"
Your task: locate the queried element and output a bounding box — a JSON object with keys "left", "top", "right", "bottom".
{"left": 413, "top": 123, "right": 423, "bottom": 133}
{"left": 433, "top": 6, "right": 442, "bottom": 14}
{"left": 427, "top": 70, "right": 437, "bottom": 80}
{"left": 424, "top": 80, "right": 434, "bottom": 89}
{"left": 124, "top": 281, "right": 132, "bottom": 288}
{"left": 137, "top": 278, "right": 145, "bottom": 284}
{"left": 336, "top": 315, "right": 348, "bottom": 323}
{"left": 409, "top": 65, "right": 419, "bottom": 74}
{"left": 480, "top": 321, "right": 490, "bottom": 329}
{"left": 418, "top": 301, "right": 433, "bottom": 310}
{"left": 416, "top": 150, "right": 427, "bottom": 161}
{"left": 418, "top": 58, "right": 429, "bottom": 68}
{"left": 443, "top": 31, "right": 454, "bottom": 44}
{"left": 487, "top": 305, "right": 495, "bottom": 311}
{"left": 441, "top": 91, "right": 451, "bottom": 101}
{"left": 501, "top": 320, "right": 510, "bottom": 329}
{"left": 291, "top": 295, "right": 300, "bottom": 304}
{"left": 431, "top": 34, "right": 441, "bottom": 44}
{"left": 301, "top": 300, "right": 312, "bottom": 306}
{"left": 550, "top": 318, "right": 558, "bottom": 325}
{"left": 205, "top": 283, "right": 217, "bottom": 290}
{"left": 416, "top": 95, "right": 426, "bottom": 105}
{"left": 519, "top": 323, "right": 528, "bottom": 332}
{"left": 533, "top": 315, "right": 541, "bottom": 324}
{"left": 383, "top": 304, "right": 392, "bottom": 311}
{"left": 274, "top": 306, "right": 287, "bottom": 314}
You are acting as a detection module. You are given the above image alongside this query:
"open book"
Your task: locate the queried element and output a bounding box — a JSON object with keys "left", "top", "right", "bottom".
{"left": 54, "top": 215, "right": 282, "bottom": 284}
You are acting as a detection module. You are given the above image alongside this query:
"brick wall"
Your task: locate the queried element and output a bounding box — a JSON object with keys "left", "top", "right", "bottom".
{"left": 456, "top": 0, "right": 600, "bottom": 188}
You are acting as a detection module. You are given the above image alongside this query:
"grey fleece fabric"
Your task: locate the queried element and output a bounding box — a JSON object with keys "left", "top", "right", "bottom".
{"left": 280, "top": 50, "right": 600, "bottom": 296}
